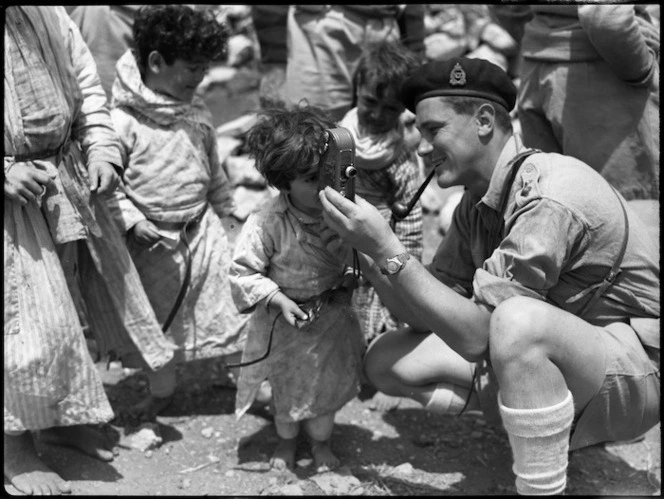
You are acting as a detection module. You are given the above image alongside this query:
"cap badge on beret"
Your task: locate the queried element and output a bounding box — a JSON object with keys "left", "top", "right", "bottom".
{"left": 449, "top": 63, "right": 466, "bottom": 86}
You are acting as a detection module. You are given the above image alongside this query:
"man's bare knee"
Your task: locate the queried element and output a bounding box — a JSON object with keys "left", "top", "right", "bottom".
{"left": 489, "top": 296, "right": 549, "bottom": 367}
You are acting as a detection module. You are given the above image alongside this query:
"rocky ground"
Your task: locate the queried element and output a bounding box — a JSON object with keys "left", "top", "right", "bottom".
{"left": 5, "top": 61, "right": 660, "bottom": 497}
{"left": 5, "top": 349, "right": 661, "bottom": 496}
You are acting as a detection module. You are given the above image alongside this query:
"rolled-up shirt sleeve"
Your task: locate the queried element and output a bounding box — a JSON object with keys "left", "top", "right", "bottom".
{"left": 473, "top": 198, "right": 588, "bottom": 310}
{"left": 229, "top": 212, "right": 280, "bottom": 313}
{"left": 578, "top": 4, "right": 656, "bottom": 87}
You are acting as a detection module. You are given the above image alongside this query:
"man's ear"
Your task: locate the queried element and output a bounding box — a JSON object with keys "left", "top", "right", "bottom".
{"left": 476, "top": 103, "right": 496, "bottom": 138}
{"left": 147, "top": 50, "right": 164, "bottom": 75}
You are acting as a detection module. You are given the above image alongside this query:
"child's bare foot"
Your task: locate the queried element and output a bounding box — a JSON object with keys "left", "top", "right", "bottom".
{"left": 127, "top": 394, "right": 174, "bottom": 423}
{"left": 311, "top": 439, "right": 339, "bottom": 473}
{"left": 4, "top": 432, "right": 72, "bottom": 495}
{"left": 369, "top": 392, "right": 401, "bottom": 412}
{"left": 38, "top": 424, "right": 117, "bottom": 462}
{"left": 269, "top": 437, "right": 297, "bottom": 471}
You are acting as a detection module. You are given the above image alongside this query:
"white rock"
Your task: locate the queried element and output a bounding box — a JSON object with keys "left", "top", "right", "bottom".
{"left": 232, "top": 186, "right": 278, "bottom": 221}
{"left": 225, "top": 155, "right": 266, "bottom": 187}
{"left": 127, "top": 423, "right": 162, "bottom": 452}
{"left": 309, "top": 468, "right": 361, "bottom": 495}
{"left": 392, "top": 462, "right": 415, "bottom": 475}
{"left": 227, "top": 34, "right": 255, "bottom": 68}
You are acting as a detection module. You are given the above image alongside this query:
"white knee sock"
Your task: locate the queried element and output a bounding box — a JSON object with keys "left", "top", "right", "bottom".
{"left": 424, "top": 383, "right": 469, "bottom": 415}
{"left": 498, "top": 390, "right": 575, "bottom": 495}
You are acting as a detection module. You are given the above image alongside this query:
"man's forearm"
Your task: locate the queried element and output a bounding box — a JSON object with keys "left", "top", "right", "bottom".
{"left": 367, "top": 246, "right": 492, "bottom": 361}
{"left": 358, "top": 252, "right": 430, "bottom": 331}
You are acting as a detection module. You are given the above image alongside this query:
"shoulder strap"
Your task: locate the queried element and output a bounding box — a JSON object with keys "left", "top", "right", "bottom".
{"left": 496, "top": 148, "right": 541, "bottom": 216}
{"left": 576, "top": 186, "right": 630, "bottom": 316}
{"left": 486, "top": 148, "right": 540, "bottom": 254}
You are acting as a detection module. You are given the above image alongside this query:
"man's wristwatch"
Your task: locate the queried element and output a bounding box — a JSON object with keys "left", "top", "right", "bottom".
{"left": 379, "top": 252, "right": 411, "bottom": 275}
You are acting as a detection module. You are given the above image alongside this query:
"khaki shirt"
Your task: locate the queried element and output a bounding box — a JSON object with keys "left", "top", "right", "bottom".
{"left": 428, "top": 136, "right": 659, "bottom": 337}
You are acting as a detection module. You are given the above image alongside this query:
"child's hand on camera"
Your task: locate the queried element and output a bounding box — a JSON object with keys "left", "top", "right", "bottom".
{"left": 269, "top": 291, "right": 309, "bottom": 327}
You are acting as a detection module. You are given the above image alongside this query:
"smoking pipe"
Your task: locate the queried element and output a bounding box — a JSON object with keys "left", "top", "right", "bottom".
{"left": 390, "top": 167, "right": 437, "bottom": 226}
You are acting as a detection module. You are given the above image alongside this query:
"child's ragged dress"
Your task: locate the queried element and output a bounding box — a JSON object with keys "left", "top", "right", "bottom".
{"left": 230, "top": 193, "right": 365, "bottom": 423}
{"left": 107, "top": 49, "right": 247, "bottom": 364}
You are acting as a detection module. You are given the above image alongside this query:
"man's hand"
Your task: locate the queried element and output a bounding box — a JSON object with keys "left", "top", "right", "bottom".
{"left": 88, "top": 161, "right": 119, "bottom": 195}
{"left": 130, "top": 220, "right": 161, "bottom": 247}
{"left": 4, "top": 162, "right": 54, "bottom": 205}
{"left": 319, "top": 187, "right": 403, "bottom": 262}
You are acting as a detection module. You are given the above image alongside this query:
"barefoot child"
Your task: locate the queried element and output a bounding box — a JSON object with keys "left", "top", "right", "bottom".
{"left": 5, "top": 6, "right": 158, "bottom": 494}
{"left": 107, "top": 5, "right": 247, "bottom": 420}
{"left": 230, "top": 105, "right": 365, "bottom": 472}
{"left": 339, "top": 40, "right": 424, "bottom": 346}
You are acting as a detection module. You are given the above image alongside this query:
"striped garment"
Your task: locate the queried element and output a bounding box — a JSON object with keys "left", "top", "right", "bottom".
{"left": 4, "top": 6, "right": 174, "bottom": 431}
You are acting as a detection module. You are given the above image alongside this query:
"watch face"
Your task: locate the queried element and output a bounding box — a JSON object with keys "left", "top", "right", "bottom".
{"left": 386, "top": 260, "right": 400, "bottom": 273}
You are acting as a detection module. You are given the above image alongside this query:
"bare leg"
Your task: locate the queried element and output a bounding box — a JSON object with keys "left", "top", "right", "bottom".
{"left": 489, "top": 296, "right": 607, "bottom": 411}
{"left": 303, "top": 413, "right": 338, "bottom": 472}
{"left": 368, "top": 392, "right": 401, "bottom": 412}
{"left": 271, "top": 420, "right": 299, "bottom": 471}
{"left": 489, "top": 296, "right": 610, "bottom": 495}
{"left": 4, "top": 432, "right": 72, "bottom": 495}
{"left": 38, "top": 425, "right": 116, "bottom": 462}
{"left": 364, "top": 327, "right": 476, "bottom": 407}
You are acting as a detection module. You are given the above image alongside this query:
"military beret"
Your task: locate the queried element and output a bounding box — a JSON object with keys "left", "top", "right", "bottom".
{"left": 401, "top": 57, "right": 517, "bottom": 112}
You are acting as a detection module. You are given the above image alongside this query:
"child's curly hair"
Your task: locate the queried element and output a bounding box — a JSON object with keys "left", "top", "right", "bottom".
{"left": 245, "top": 104, "right": 336, "bottom": 191}
{"left": 353, "top": 40, "right": 420, "bottom": 104}
{"left": 133, "top": 5, "right": 228, "bottom": 70}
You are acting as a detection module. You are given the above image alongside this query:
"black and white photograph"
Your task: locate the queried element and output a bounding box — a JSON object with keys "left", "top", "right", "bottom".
{"left": 3, "top": 4, "right": 660, "bottom": 496}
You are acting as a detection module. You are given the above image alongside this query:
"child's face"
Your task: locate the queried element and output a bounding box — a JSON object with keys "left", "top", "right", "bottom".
{"left": 356, "top": 81, "right": 404, "bottom": 135}
{"left": 146, "top": 53, "right": 210, "bottom": 103}
{"left": 287, "top": 167, "right": 322, "bottom": 216}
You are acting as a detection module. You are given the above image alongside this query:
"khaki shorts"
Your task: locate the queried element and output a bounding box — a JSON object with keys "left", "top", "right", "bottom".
{"left": 473, "top": 322, "right": 660, "bottom": 451}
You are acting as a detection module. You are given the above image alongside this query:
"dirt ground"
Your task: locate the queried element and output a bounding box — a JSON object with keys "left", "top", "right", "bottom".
{"left": 5, "top": 65, "right": 660, "bottom": 497}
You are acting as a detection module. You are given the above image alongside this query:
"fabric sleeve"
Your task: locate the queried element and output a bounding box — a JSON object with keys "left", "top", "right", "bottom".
{"left": 426, "top": 190, "right": 477, "bottom": 298}
{"left": 578, "top": 4, "right": 657, "bottom": 87}
{"left": 473, "top": 198, "right": 588, "bottom": 310}
{"left": 229, "top": 212, "right": 280, "bottom": 313}
{"left": 104, "top": 108, "right": 146, "bottom": 232}
{"left": 59, "top": 7, "right": 123, "bottom": 170}
{"left": 206, "top": 125, "right": 236, "bottom": 218}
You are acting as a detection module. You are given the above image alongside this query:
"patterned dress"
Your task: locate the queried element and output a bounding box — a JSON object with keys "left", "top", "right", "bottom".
{"left": 339, "top": 108, "right": 424, "bottom": 343}
{"left": 107, "top": 50, "right": 248, "bottom": 362}
{"left": 4, "top": 7, "right": 171, "bottom": 431}
{"left": 230, "top": 194, "right": 365, "bottom": 423}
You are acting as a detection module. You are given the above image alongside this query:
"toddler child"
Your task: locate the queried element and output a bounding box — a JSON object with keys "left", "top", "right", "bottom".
{"left": 107, "top": 5, "right": 247, "bottom": 419}
{"left": 339, "top": 40, "right": 424, "bottom": 345}
{"left": 230, "top": 105, "right": 365, "bottom": 472}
